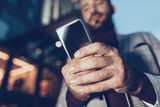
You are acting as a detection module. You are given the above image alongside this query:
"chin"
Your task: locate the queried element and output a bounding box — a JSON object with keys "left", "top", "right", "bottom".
{"left": 88, "top": 24, "right": 102, "bottom": 30}
{"left": 92, "top": 26, "right": 101, "bottom": 30}
{"left": 93, "top": 23, "right": 104, "bottom": 29}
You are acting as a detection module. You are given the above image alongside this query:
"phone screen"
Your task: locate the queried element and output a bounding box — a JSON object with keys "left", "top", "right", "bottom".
{"left": 56, "top": 19, "right": 92, "bottom": 60}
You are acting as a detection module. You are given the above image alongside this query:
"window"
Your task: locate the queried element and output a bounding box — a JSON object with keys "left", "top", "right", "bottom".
{"left": 41, "top": 0, "right": 52, "bottom": 25}
{"left": 7, "top": 56, "right": 38, "bottom": 94}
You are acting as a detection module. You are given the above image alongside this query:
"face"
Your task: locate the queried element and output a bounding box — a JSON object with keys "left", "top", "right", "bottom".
{"left": 80, "top": 0, "right": 111, "bottom": 29}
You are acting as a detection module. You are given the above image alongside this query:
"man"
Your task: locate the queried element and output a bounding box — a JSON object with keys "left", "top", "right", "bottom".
{"left": 61, "top": 0, "right": 160, "bottom": 106}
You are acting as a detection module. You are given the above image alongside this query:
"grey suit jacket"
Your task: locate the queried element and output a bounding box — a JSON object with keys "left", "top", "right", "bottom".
{"left": 86, "top": 32, "right": 160, "bottom": 107}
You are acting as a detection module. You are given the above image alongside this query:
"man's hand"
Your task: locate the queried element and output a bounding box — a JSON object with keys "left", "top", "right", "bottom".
{"left": 62, "top": 42, "right": 142, "bottom": 101}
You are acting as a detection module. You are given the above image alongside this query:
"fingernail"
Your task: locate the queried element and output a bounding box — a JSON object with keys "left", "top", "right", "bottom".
{"left": 69, "top": 67, "right": 74, "bottom": 72}
{"left": 70, "top": 79, "right": 77, "bottom": 85}
{"left": 74, "top": 51, "right": 80, "bottom": 58}
{"left": 79, "top": 88, "right": 85, "bottom": 92}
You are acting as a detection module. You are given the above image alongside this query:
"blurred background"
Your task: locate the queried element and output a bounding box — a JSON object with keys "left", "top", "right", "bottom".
{"left": 112, "top": 0, "right": 160, "bottom": 40}
{"left": 0, "top": 0, "right": 159, "bottom": 107}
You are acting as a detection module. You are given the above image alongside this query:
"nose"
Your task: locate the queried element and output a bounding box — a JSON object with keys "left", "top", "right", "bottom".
{"left": 90, "top": 5, "right": 96, "bottom": 14}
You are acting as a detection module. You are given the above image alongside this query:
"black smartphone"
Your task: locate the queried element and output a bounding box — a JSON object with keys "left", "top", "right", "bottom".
{"left": 56, "top": 19, "right": 92, "bottom": 60}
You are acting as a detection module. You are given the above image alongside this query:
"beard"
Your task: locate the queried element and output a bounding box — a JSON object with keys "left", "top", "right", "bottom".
{"left": 87, "top": 9, "right": 114, "bottom": 32}
{"left": 88, "top": 17, "right": 113, "bottom": 31}
{"left": 86, "top": 10, "right": 118, "bottom": 48}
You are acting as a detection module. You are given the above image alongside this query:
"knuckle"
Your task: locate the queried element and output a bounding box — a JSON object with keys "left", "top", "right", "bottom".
{"left": 105, "top": 56, "right": 112, "bottom": 62}
{"left": 95, "top": 42, "right": 101, "bottom": 46}
{"left": 61, "top": 66, "right": 66, "bottom": 75}
{"left": 99, "top": 57, "right": 107, "bottom": 66}
{"left": 89, "top": 57, "right": 98, "bottom": 67}
{"left": 78, "top": 76, "right": 84, "bottom": 84}
{"left": 94, "top": 72, "right": 101, "bottom": 81}
{"left": 116, "top": 57, "right": 123, "bottom": 65}
{"left": 66, "top": 80, "right": 71, "bottom": 86}
{"left": 65, "top": 77, "right": 71, "bottom": 86}
{"left": 76, "top": 59, "right": 81, "bottom": 67}
{"left": 95, "top": 42, "right": 103, "bottom": 49}
{"left": 85, "top": 86, "right": 91, "bottom": 93}
{"left": 116, "top": 78, "right": 124, "bottom": 86}
{"left": 97, "top": 84, "right": 104, "bottom": 92}
{"left": 93, "top": 59, "right": 99, "bottom": 67}
{"left": 104, "top": 56, "right": 113, "bottom": 66}
{"left": 105, "top": 44, "right": 112, "bottom": 50}
{"left": 101, "top": 71, "right": 107, "bottom": 79}
{"left": 71, "top": 86, "right": 79, "bottom": 93}
{"left": 103, "top": 84, "right": 109, "bottom": 90}
{"left": 96, "top": 84, "right": 101, "bottom": 91}
{"left": 101, "top": 85, "right": 106, "bottom": 91}
{"left": 103, "top": 46, "right": 112, "bottom": 54}
{"left": 112, "top": 47, "right": 119, "bottom": 54}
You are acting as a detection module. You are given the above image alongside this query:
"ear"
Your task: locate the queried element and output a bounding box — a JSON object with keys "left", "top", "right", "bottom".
{"left": 111, "top": 5, "right": 116, "bottom": 14}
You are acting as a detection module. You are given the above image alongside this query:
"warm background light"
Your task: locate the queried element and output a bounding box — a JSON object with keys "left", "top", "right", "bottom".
{"left": 0, "top": 51, "right": 9, "bottom": 60}
{"left": 7, "top": 58, "right": 38, "bottom": 94}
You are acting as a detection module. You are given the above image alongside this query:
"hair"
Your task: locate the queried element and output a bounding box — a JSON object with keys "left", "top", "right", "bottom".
{"left": 80, "top": 0, "right": 112, "bottom": 4}
{"left": 106, "top": 0, "right": 112, "bottom": 5}
{"left": 80, "top": 0, "right": 112, "bottom": 10}
{"left": 107, "top": 0, "right": 113, "bottom": 13}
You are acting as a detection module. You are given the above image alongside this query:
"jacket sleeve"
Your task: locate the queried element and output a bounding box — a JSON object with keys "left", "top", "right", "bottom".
{"left": 127, "top": 33, "right": 160, "bottom": 106}
{"left": 132, "top": 73, "right": 156, "bottom": 105}
{"left": 144, "top": 73, "right": 160, "bottom": 106}
{"left": 66, "top": 89, "right": 86, "bottom": 107}
{"left": 143, "top": 33, "right": 160, "bottom": 106}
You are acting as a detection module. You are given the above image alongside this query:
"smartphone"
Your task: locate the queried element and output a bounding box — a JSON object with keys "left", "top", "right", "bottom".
{"left": 56, "top": 19, "right": 92, "bottom": 60}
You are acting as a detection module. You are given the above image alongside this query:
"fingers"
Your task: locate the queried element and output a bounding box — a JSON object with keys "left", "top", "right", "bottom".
{"left": 70, "top": 56, "right": 113, "bottom": 74}
{"left": 74, "top": 42, "right": 112, "bottom": 59}
{"left": 76, "top": 80, "right": 111, "bottom": 93}
{"left": 70, "top": 68, "right": 113, "bottom": 85}
{"left": 61, "top": 42, "right": 126, "bottom": 95}
{"left": 73, "top": 75, "right": 125, "bottom": 94}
